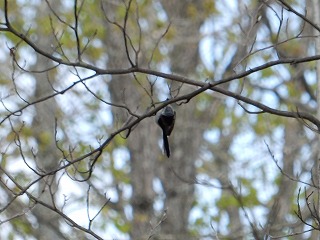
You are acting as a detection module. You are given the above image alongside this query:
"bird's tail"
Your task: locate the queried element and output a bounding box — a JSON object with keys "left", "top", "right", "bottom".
{"left": 163, "top": 131, "right": 170, "bottom": 158}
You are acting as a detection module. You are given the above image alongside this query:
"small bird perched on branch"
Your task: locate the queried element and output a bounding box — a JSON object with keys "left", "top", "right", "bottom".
{"left": 156, "top": 103, "right": 176, "bottom": 158}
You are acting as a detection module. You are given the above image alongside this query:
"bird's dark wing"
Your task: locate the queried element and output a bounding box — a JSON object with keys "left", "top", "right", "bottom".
{"left": 166, "top": 112, "right": 175, "bottom": 136}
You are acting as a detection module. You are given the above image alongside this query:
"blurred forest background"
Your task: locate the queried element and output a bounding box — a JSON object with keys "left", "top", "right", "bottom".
{"left": 1, "top": 0, "right": 320, "bottom": 239}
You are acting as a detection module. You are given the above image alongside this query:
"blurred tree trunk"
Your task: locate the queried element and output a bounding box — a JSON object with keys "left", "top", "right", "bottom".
{"left": 101, "top": 2, "right": 159, "bottom": 239}
{"left": 157, "top": 1, "right": 206, "bottom": 239}
{"left": 209, "top": 3, "right": 267, "bottom": 237}
{"left": 267, "top": 119, "right": 300, "bottom": 237}
{"left": 102, "top": 1, "right": 210, "bottom": 239}
{"left": 311, "top": 0, "right": 320, "bottom": 239}
{"left": 30, "top": 2, "right": 64, "bottom": 239}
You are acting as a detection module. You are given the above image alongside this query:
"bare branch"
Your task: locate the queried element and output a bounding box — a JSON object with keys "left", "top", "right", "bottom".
{"left": 277, "top": 0, "right": 320, "bottom": 32}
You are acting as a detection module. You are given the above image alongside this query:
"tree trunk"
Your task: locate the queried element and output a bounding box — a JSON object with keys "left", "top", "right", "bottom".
{"left": 30, "top": 2, "right": 62, "bottom": 239}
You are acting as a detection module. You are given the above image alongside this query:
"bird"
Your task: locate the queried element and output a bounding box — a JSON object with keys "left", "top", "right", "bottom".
{"left": 156, "top": 103, "right": 176, "bottom": 158}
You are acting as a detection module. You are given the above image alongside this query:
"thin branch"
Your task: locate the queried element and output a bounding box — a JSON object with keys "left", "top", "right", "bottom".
{"left": 0, "top": 166, "right": 104, "bottom": 240}
{"left": 73, "top": 0, "right": 82, "bottom": 61}
{"left": 277, "top": 0, "right": 320, "bottom": 32}
{"left": 265, "top": 140, "right": 317, "bottom": 188}
{"left": 122, "top": 0, "right": 135, "bottom": 67}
